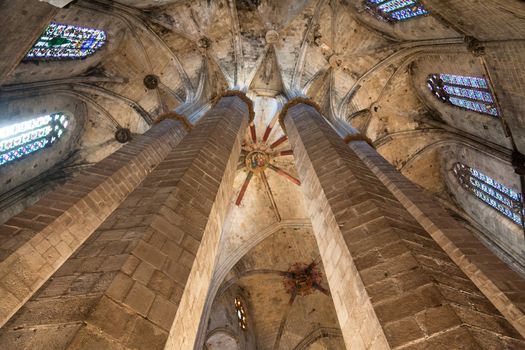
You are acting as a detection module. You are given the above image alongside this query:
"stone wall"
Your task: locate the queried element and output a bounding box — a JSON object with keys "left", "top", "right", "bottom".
{"left": 0, "top": 2, "right": 56, "bottom": 84}
{"left": 423, "top": 0, "right": 525, "bottom": 40}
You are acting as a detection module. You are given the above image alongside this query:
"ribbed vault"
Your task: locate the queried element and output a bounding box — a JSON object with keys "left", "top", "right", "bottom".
{"left": 1, "top": 0, "right": 525, "bottom": 349}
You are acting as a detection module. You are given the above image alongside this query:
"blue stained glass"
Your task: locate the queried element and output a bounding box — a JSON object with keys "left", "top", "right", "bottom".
{"left": 390, "top": 5, "right": 429, "bottom": 20}
{"left": 0, "top": 113, "right": 68, "bottom": 166}
{"left": 449, "top": 97, "right": 498, "bottom": 116}
{"left": 25, "top": 22, "right": 106, "bottom": 61}
{"left": 454, "top": 163, "right": 523, "bottom": 226}
{"left": 440, "top": 74, "right": 489, "bottom": 89}
{"left": 378, "top": 0, "right": 416, "bottom": 13}
{"left": 474, "top": 189, "right": 522, "bottom": 225}
{"left": 470, "top": 168, "right": 521, "bottom": 201}
{"left": 443, "top": 85, "right": 493, "bottom": 103}
{"left": 470, "top": 178, "right": 514, "bottom": 208}
{"left": 365, "top": 0, "right": 428, "bottom": 22}
{"left": 428, "top": 73, "right": 499, "bottom": 116}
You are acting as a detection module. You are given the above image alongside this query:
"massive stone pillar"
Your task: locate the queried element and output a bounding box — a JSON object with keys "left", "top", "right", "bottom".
{"left": 0, "top": 94, "right": 251, "bottom": 349}
{"left": 281, "top": 98, "right": 525, "bottom": 349}
{"left": 0, "top": 117, "right": 188, "bottom": 328}
{"left": 350, "top": 139, "right": 525, "bottom": 338}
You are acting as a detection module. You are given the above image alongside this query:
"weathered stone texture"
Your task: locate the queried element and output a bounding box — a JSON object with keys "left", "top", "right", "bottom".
{"left": 0, "top": 119, "right": 187, "bottom": 328}
{"left": 485, "top": 42, "right": 525, "bottom": 153}
{"left": 284, "top": 103, "right": 525, "bottom": 349}
{"left": 0, "top": 96, "right": 248, "bottom": 350}
{"left": 351, "top": 140, "right": 525, "bottom": 339}
{"left": 0, "top": 2, "right": 57, "bottom": 84}
{"left": 423, "top": 0, "right": 525, "bottom": 40}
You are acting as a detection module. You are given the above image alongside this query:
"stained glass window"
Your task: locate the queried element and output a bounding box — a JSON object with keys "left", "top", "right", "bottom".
{"left": 0, "top": 113, "right": 69, "bottom": 166}
{"left": 364, "top": 0, "right": 429, "bottom": 22}
{"left": 453, "top": 163, "right": 523, "bottom": 226}
{"left": 234, "top": 297, "right": 247, "bottom": 331}
{"left": 25, "top": 22, "right": 106, "bottom": 61}
{"left": 427, "top": 74, "right": 499, "bottom": 117}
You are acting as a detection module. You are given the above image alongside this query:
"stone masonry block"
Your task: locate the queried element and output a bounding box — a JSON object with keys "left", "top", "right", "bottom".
{"left": 284, "top": 102, "right": 525, "bottom": 348}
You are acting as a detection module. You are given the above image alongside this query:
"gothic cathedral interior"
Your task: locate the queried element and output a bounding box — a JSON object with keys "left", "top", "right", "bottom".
{"left": 1, "top": 0, "right": 525, "bottom": 349}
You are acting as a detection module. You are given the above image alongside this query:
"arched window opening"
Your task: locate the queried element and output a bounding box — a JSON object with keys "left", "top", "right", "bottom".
{"left": 0, "top": 113, "right": 69, "bottom": 166}
{"left": 427, "top": 74, "right": 499, "bottom": 117}
{"left": 364, "top": 0, "right": 429, "bottom": 22}
{"left": 234, "top": 297, "right": 247, "bottom": 331}
{"left": 25, "top": 22, "right": 107, "bottom": 61}
{"left": 453, "top": 163, "right": 523, "bottom": 226}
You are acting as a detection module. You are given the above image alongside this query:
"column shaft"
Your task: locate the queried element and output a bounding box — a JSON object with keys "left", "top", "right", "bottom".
{"left": 0, "top": 119, "right": 187, "bottom": 328}
{"left": 351, "top": 140, "right": 525, "bottom": 337}
{"left": 283, "top": 102, "right": 525, "bottom": 349}
{"left": 0, "top": 96, "right": 249, "bottom": 349}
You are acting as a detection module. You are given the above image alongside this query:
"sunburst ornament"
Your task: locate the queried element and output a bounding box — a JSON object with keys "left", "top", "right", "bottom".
{"left": 281, "top": 261, "right": 328, "bottom": 300}
{"left": 235, "top": 120, "right": 301, "bottom": 214}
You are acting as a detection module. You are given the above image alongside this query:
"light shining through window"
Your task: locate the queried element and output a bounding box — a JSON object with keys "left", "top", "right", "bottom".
{"left": 427, "top": 74, "right": 499, "bottom": 117}
{"left": 0, "top": 113, "right": 69, "bottom": 166}
{"left": 453, "top": 163, "right": 523, "bottom": 226}
{"left": 365, "top": 0, "right": 429, "bottom": 22}
{"left": 25, "top": 22, "right": 106, "bottom": 61}
{"left": 234, "top": 297, "right": 247, "bottom": 331}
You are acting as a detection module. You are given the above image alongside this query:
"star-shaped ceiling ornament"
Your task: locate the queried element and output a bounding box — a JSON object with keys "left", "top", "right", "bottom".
{"left": 281, "top": 261, "right": 330, "bottom": 302}
{"left": 235, "top": 120, "right": 301, "bottom": 219}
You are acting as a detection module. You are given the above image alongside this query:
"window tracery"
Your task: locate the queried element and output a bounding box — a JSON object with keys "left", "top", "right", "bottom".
{"left": 427, "top": 74, "right": 499, "bottom": 117}
{"left": 0, "top": 113, "right": 69, "bottom": 166}
{"left": 25, "top": 22, "right": 106, "bottom": 61}
{"left": 364, "top": 0, "right": 429, "bottom": 22}
{"left": 453, "top": 163, "right": 523, "bottom": 226}
{"left": 234, "top": 297, "right": 247, "bottom": 331}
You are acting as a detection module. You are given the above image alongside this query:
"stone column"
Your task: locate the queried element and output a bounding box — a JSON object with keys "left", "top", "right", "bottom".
{"left": 0, "top": 117, "right": 188, "bottom": 328}
{"left": 281, "top": 98, "right": 525, "bottom": 349}
{"left": 350, "top": 139, "right": 525, "bottom": 338}
{"left": 0, "top": 94, "right": 251, "bottom": 350}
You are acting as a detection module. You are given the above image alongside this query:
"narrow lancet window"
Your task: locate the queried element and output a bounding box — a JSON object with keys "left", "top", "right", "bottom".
{"left": 234, "top": 297, "right": 247, "bottom": 331}
{"left": 453, "top": 163, "right": 523, "bottom": 226}
{"left": 427, "top": 74, "right": 499, "bottom": 117}
{"left": 25, "top": 22, "right": 107, "bottom": 61}
{"left": 364, "top": 0, "right": 429, "bottom": 22}
{"left": 0, "top": 113, "right": 69, "bottom": 166}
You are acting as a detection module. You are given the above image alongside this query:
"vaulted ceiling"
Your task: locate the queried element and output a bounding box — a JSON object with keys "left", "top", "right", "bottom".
{"left": 2, "top": 0, "right": 525, "bottom": 348}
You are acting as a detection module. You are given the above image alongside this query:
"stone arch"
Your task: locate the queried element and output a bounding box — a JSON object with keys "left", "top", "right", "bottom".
{"left": 410, "top": 52, "right": 511, "bottom": 149}
{"left": 293, "top": 327, "right": 343, "bottom": 350}
{"left": 194, "top": 220, "right": 311, "bottom": 349}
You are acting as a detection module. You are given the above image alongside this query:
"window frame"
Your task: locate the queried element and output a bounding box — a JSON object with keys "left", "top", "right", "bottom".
{"left": 453, "top": 162, "right": 524, "bottom": 226}
{"left": 427, "top": 73, "right": 499, "bottom": 117}
{"left": 364, "top": 0, "right": 429, "bottom": 23}
{"left": 234, "top": 297, "right": 248, "bottom": 331}
{"left": 0, "top": 113, "right": 69, "bottom": 166}
{"left": 24, "top": 22, "right": 107, "bottom": 62}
